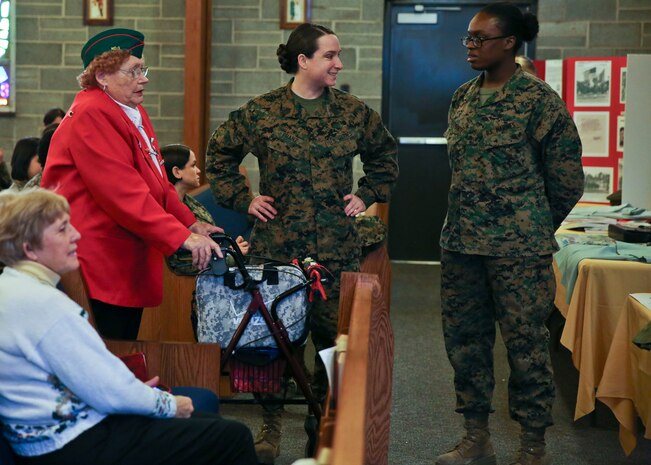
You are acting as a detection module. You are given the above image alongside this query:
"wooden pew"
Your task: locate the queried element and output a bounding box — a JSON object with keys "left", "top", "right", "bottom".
{"left": 59, "top": 269, "right": 221, "bottom": 393}
{"left": 317, "top": 271, "right": 394, "bottom": 465}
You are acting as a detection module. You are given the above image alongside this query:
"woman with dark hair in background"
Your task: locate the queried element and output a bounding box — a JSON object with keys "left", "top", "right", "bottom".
{"left": 161, "top": 143, "right": 249, "bottom": 275}
{"left": 205, "top": 22, "right": 398, "bottom": 464}
{"left": 437, "top": 4, "right": 583, "bottom": 465}
{"left": 9, "top": 137, "right": 41, "bottom": 191}
{"left": 24, "top": 124, "right": 59, "bottom": 190}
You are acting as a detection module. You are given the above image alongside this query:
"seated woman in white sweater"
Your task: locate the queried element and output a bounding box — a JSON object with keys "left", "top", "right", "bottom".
{"left": 0, "top": 188, "right": 256, "bottom": 465}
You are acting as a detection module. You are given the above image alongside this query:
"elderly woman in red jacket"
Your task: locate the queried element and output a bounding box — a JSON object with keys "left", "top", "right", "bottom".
{"left": 42, "top": 28, "right": 222, "bottom": 340}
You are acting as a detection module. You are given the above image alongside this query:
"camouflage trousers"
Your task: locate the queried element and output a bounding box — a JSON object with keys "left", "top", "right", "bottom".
{"left": 260, "top": 257, "right": 360, "bottom": 413}
{"left": 440, "top": 249, "right": 556, "bottom": 429}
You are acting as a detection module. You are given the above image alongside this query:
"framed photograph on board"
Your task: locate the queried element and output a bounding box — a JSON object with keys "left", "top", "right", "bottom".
{"left": 574, "top": 111, "right": 610, "bottom": 157}
{"left": 574, "top": 60, "right": 611, "bottom": 107}
{"left": 280, "top": 0, "right": 310, "bottom": 30}
{"left": 620, "top": 67, "right": 627, "bottom": 103}
{"left": 582, "top": 166, "right": 613, "bottom": 203}
{"left": 83, "top": 0, "right": 113, "bottom": 26}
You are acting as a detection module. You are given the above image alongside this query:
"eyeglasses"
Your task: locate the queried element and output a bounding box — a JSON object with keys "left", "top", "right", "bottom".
{"left": 461, "top": 35, "right": 510, "bottom": 48}
{"left": 119, "top": 66, "right": 149, "bottom": 80}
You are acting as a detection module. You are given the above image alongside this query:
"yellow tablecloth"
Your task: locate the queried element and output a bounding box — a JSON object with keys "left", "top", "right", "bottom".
{"left": 553, "top": 258, "right": 651, "bottom": 421}
{"left": 596, "top": 295, "right": 651, "bottom": 455}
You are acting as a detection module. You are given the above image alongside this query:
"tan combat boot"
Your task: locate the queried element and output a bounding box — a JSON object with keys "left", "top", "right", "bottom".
{"left": 435, "top": 418, "right": 497, "bottom": 465}
{"left": 254, "top": 410, "right": 283, "bottom": 465}
{"left": 509, "top": 429, "right": 549, "bottom": 465}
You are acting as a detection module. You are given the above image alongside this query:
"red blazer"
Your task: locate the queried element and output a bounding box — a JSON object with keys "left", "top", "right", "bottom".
{"left": 41, "top": 88, "right": 196, "bottom": 307}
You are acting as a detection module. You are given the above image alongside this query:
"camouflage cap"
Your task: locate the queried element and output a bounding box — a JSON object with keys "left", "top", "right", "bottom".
{"left": 81, "top": 28, "right": 145, "bottom": 68}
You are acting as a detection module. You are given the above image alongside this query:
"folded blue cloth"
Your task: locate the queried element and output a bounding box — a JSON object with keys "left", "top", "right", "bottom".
{"left": 567, "top": 203, "right": 650, "bottom": 219}
{"left": 555, "top": 242, "right": 651, "bottom": 303}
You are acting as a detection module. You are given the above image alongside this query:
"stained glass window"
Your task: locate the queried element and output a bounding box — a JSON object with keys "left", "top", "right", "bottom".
{"left": 0, "top": 0, "right": 14, "bottom": 113}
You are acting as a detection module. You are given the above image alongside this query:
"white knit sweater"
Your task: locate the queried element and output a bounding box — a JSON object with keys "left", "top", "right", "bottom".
{"left": 0, "top": 265, "right": 176, "bottom": 457}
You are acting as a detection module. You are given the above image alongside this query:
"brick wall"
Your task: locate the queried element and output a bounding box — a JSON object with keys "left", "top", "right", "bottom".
{"left": 2, "top": 0, "right": 650, "bottom": 173}
{"left": 537, "top": 0, "right": 651, "bottom": 58}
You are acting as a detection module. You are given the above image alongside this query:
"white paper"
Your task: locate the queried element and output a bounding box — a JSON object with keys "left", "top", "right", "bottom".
{"left": 318, "top": 346, "right": 336, "bottom": 393}
{"left": 544, "top": 59, "right": 563, "bottom": 97}
{"left": 630, "top": 293, "right": 651, "bottom": 310}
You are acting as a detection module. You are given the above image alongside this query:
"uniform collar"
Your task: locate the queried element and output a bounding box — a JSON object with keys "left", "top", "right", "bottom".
{"left": 470, "top": 64, "right": 529, "bottom": 107}
{"left": 279, "top": 79, "right": 346, "bottom": 118}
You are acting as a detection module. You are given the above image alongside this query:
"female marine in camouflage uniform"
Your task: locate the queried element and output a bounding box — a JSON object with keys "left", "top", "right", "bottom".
{"left": 437, "top": 5, "right": 583, "bottom": 465}
{"left": 205, "top": 23, "right": 398, "bottom": 464}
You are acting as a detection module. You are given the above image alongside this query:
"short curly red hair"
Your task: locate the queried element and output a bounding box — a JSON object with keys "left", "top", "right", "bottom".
{"left": 77, "top": 49, "right": 132, "bottom": 89}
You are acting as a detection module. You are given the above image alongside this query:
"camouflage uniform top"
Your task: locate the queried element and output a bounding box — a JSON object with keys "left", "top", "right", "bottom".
{"left": 206, "top": 81, "right": 398, "bottom": 262}
{"left": 441, "top": 66, "right": 584, "bottom": 257}
{"left": 166, "top": 194, "right": 215, "bottom": 276}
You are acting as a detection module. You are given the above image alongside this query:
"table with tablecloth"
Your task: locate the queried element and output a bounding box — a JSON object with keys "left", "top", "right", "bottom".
{"left": 595, "top": 294, "right": 651, "bottom": 455}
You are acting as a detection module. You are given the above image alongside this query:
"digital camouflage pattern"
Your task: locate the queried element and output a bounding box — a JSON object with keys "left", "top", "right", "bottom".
{"left": 441, "top": 66, "right": 584, "bottom": 257}
{"left": 355, "top": 214, "right": 387, "bottom": 250}
{"left": 0, "top": 162, "right": 10, "bottom": 190}
{"left": 166, "top": 194, "right": 216, "bottom": 276}
{"left": 205, "top": 80, "right": 398, "bottom": 263}
{"left": 441, "top": 250, "right": 556, "bottom": 429}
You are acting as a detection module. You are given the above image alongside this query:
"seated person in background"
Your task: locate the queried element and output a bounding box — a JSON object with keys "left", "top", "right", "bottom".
{"left": 0, "top": 147, "right": 10, "bottom": 190}
{"left": 42, "top": 108, "right": 65, "bottom": 127}
{"left": 161, "top": 143, "right": 249, "bottom": 275}
{"left": 0, "top": 188, "right": 257, "bottom": 465}
{"left": 9, "top": 137, "right": 41, "bottom": 191}
{"left": 25, "top": 124, "right": 59, "bottom": 190}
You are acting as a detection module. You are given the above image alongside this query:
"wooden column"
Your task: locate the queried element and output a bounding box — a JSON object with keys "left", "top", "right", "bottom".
{"left": 184, "top": 0, "right": 212, "bottom": 181}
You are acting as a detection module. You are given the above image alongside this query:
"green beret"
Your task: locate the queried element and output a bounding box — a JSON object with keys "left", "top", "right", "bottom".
{"left": 81, "top": 28, "right": 145, "bottom": 68}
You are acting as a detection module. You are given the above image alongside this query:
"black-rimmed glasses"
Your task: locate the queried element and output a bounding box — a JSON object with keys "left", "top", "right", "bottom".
{"left": 461, "top": 35, "right": 510, "bottom": 48}
{"left": 119, "top": 66, "right": 149, "bottom": 80}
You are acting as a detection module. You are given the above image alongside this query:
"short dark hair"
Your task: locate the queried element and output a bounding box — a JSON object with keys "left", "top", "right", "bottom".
{"left": 276, "top": 23, "right": 336, "bottom": 74}
{"left": 479, "top": 3, "right": 539, "bottom": 53}
{"left": 37, "top": 124, "right": 59, "bottom": 168}
{"left": 160, "top": 144, "right": 191, "bottom": 184}
{"left": 42, "top": 108, "right": 65, "bottom": 126}
{"left": 10, "top": 137, "right": 40, "bottom": 182}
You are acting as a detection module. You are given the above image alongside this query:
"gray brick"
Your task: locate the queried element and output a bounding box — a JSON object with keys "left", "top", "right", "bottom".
{"left": 233, "top": 70, "right": 284, "bottom": 95}
{"left": 211, "top": 70, "right": 234, "bottom": 82}
{"left": 538, "top": 0, "right": 567, "bottom": 22}
{"left": 259, "top": 57, "right": 282, "bottom": 69}
{"left": 13, "top": 117, "right": 43, "bottom": 139}
{"left": 213, "top": 20, "right": 234, "bottom": 43}
{"left": 214, "top": 0, "right": 261, "bottom": 6}
{"left": 211, "top": 95, "right": 254, "bottom": 109}
{"left": 15, "top": 4, "right": 62, "bottom": 16}
{"left": 314, "top": 0, "right": 358, "bottom": 8}
{"left": 16, "top": 43, "right": 63, "bottom": 66}
{"left": 535, "top": 48, "right": 562, "bottom": 60}
{"left": 337, "top": 32, "right": 382, "bottom": 47}
{"left": 157, "top": 129, "right": 184, "bottom": 147}
{"left": 258, "top": 45, "right": 280, "bottom": 58}
{"left": 261, "top": 0, "right": 278, "bottom": 20}
{"left": 362, "top": 0, "right": 384, "bottom": 22}
{"left": 620, "top": 0, "right": 651, "bottom": 7}
{"left": 235, "top": 20, "right": 280, "bottom": 32}
{"left": 539, "top": 21, "right": 588, "bottom": 37}
{"left": 144, "top": 69, "right": 184, "bottom": 93}
{"left": 358, "top": 58, "right": 381, "bottom": 72}
{"left": 161, "top": 56, "right": 184, "bottom": 68}
{"left": 312, "top": 7, "right": 360, "bottom": 22}
{"left": 334, "top": 21, "right": 382, "bottom": 35}
{"left": 64, "top": 0, "right": 82, "bottom": 16}
{"left": 212, "top": 82, "right": 233, "bottom": 94}
{"left": 234, "top": 32, "right": 285, "bottom": 45}
{"left": 646, "top": 23, "right": 651, "bottom": 34}
{"left": 144, "top": 44, "right": 162, "bottom": 68}
{"left": 14, "top": 92, "right": 66, "bottom": 116}
{"left": 567, "top": 0, "right": 617, "bottom": 21}
{"left": 162, "top": 45, "right": 186, "bottom": 56}
{"left": 614, "top": 47, "right": 647, "bottom": 55}
{"left": 364, "top": 97, "right": 381, "bottom": 114}
{"left": 115, "top": 5, "right": 161, "bottom": 17}
{"left": 537, "top": 36, "right": 586, "bottom": 47}
{"left": 562, "top": 47, "right": 616, "bottom": 58}
{"left": 338, "top": 71, "right": 380, "bottom": 99}
{"left": 359, "top": 47, "right": 382, "bottom": 60}
{"left": 340, "top": 48, "right": 358, "bottom": 70}
{"left": 41, "top": 68, "right": 80, "bottom": 91}
{"left": 39, "top": 28, "right": 88, "bottom": 42}
{"left": 589, "top": 23, "right": 641, "bottom": 47}
{"left": 41, "top": 18, "right": 81, "bottom": 29}
{"left": 137, "top": 19, "right": 185, "bottom": 31}
{"left": 139, "top": 30, "right": 184, "bottom": 43}
{"left": 150, "top": 117, "right": 183, "bottom": 132}
{"left": 15, "top": 18, "right": 39, "bottom": 41}
{"left": 15, "top": 68, "right": 40, "bottom": 91}
{"left": 213, "top": 7, "right": 260, "bottom": 19}
{"left": 619, "top": 10, "right": 651, "bottom": 21}
{"left": 162, "top": 0, "right": 186, "bottom": 18}
{"left": 214, "top": 45, "right": 258, "bottom": 69}
{"left": 63, "top": 93, "right": 77, "bottom": 112}
{"left": 644, "top": 35, "right": 651, "bottom": 47}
